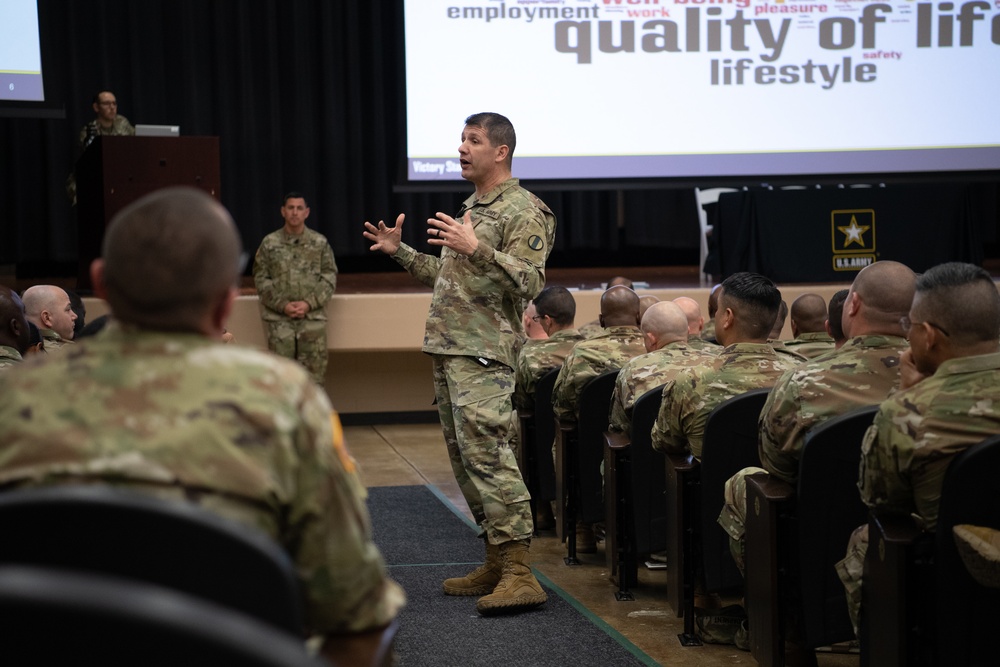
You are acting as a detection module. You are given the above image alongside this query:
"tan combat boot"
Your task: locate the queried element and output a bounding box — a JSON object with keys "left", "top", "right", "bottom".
{"left": 475, "top": 540, "right": 548, "bottom": 615}
{"left": 442, "top": 540, "right": 501, "bottom": 596}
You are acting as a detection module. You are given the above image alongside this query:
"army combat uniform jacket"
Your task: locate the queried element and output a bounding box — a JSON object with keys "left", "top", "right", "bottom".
{"left": 392, "top": 178, "right": 556, "bottom": 366}
{"left": 759, "top": 333, "right": 908, "bottom": 485}
{"left": 254, "top": 227, "right": 338, "bottom": 323}
{"left": 0, "top": 322, "right": 405, "bottom": 636}
{"left": 859, "top": 351, "right": 1000, "bottom": 529}
{"left": 608, "top": 341, "right": 715, "bottom": 436}
{"left": 652, "top": 342, "right": 798, "bottom": 459}
{"left": 552, "top": 326, "right": 646, "bottom": 423}
{"left": 513, "top": 328, "right": 584, "bottom": 411}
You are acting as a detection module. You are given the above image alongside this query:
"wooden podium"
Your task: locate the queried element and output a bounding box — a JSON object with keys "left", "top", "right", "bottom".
{"left": 75, "top": 136, "right": 221, "bottom": 290}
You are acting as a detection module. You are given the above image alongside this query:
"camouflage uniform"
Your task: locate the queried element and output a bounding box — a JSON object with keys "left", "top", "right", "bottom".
{"left": 608, "top": 341, "right": 715, "bottom": 435}
{"left": 0, "top": 321, "right": 405, "bottom": 636}
{"left": 701, "top": 319, "right": 718, "bottom": 343}
{"left": 652, "top": 343, "right": 798, "bottom": 459}
{"left": 0, "top": 345, "right": 22, "bottom": 370}
{"left": 551, "top": 326, "right": 646, "bottom": 423}
{"left": 718, "top": 334, "right": 908, "bottom": 573}
{"left": 781, "top": 332, "right": 836, "bottom": 360}
{"left": 578, "top": 319, "right": 604, "bottom": 339}
{"left": 769, "top": 341, "right": 809, "bottom": 363}
{"left": 513, "top": 328, "right": 584, "bottom": 411}
{"left": 686, "top": 334, "right": 721, "bottom": 353}
{"left": 254, "top": 227, "right": 338, "bottom": 384}
{"left": 76, "top": 115, "right": 135, "bottom": 149}
{"left": 836, "top": 351, "right": 1000, "bottom": 633}
{"left": 38, "top": 328, "right": 72, "bottom": 353}
{"left": 392, "top": 178, "right": 556, "bottom": 544}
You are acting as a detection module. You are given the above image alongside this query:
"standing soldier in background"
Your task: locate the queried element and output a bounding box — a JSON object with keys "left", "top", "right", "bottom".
{"left": 254, "top": 192, "right": 338, "bottom": 385}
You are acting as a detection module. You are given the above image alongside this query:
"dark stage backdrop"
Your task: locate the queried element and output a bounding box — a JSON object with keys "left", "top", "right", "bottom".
{"left": 0, "top": 0, "right": 701, "bottom": 279}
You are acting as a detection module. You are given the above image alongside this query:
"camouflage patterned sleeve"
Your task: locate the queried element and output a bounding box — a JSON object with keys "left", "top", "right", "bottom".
{"left": 651, "top": 379, "right": 686, "bottom": 454}
{"left": 758, "top": 370, "right": 805, "bottom": 485}
{"left": 466, "top": 204, "right": 552, "bottom": 301}
{"left": 551, "top": 359, "right": 577, "bottom": 423}
{"left": 857, "top": 406, "right": 913, "bottom": 514}
{"left": 513, "top": 350, "right": 533, "bottom": 411}
{"left": 288, "top": 387, "right": 405, "bottom": 635}
{"left": 392, "top": 242, "right": 441, "bottom": 289}
{"left": 253, "top": 236, "right": 287, "bottom": 314}
{"left": 305, "top": 238, "right": 338, "bottom": 312}
{"left": 608, "top": 369, "right": 631, "bottom": 435}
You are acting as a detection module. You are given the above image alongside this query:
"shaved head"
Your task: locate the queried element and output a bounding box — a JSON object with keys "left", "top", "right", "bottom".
{"left": 600, "top": 285, "right": 640, "bottom": 328}
{"left": 673, "top": 296, "right": 704, "bottom": 335}
{"left": 791, "top": 293, "right": 828, "bottom": 335}
{"left": 641, "top": 301, "right": 689, "bottom": 344}
{"left": 849, "top": 261, "right": 916, "bottom": 332}
{"left": 22, "top": 285, "right": 76, "bottom": 341}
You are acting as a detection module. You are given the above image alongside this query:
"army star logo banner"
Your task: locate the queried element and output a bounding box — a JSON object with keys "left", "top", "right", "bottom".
{"left": 831, "top": 209, "right": 876, "bottom": 272}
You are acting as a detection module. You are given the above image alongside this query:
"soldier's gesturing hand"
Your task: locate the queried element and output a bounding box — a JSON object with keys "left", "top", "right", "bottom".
{"left": 363, "top": 214, "right": 405, "bottom": 256}
{"left": 427, "top": 210, "right": 478, "bottom": 257}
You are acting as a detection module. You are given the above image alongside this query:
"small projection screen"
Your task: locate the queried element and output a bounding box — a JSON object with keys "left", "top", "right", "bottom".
{"left": 0, "top": 0, "right": 45, "bottom": 103}
{"left": 404, "top": 0, "right": 1000, "bottom": 182}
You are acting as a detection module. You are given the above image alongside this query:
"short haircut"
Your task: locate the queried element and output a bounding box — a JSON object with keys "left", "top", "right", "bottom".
{"left": 282, "top": 192, "right": 308, "bottom": 207}
{"left": 827, "top": 289, "right": 849, "bottom": 341}
{"left": 719, "top": 272, "right": 782, "bottom": 339}
{"left": 791, "top": 293, "right": 827, "bottom": 333}
{"left": 851, "top": 260, "right": 916, "bottom": 329}
{"left": 464, "top": 112, "right": 516, "bottom": 166}
{"left": 913, "top": 262, "right": 1000, "bottom": 347}
{"left": 533, "top": 286, "right": 576, "bottom": 327}
{"left": 101, "top": 187, "right": 244, "bottom": 331}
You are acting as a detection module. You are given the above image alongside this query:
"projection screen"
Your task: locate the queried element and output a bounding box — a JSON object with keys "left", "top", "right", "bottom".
{"left": 404, "top": 0, "right": 1000, "bottom": 181}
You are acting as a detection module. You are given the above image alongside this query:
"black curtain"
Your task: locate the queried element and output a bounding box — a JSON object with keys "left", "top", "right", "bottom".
{"left": 0, "top": 0, "right": 723, "bottom": 278}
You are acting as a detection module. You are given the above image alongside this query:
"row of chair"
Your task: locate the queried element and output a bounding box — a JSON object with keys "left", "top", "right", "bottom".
{"left": 518, "top": 366, "right": 1000, "bottom": 666}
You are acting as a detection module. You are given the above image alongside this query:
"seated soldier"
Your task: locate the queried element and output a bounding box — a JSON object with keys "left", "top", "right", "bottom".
{"left": 652, "top": 272, "right": 800, "bottom": 460}
{"left": 0, "top": 285, "right": 31, "bottom": 371}
{"left": 513, "top": 286, "right": 584, "bottom": 529}
{"left": 513, "top": 286, "right": 583, "bottom": 412}
{"left": 22, "top": 285, "right": 77, "bottom": 353}
{"left": 673, "top": 296, "right": 720, "bottom": 352}
{"left": 553, "top": 284, "right": 646, "bottom": 551}
{"left": 781, "top": 292, "right": 836, "bottom": 359}
{"left": 608, "top": 300, "right": 714, "bottom": 437}
{"left": 836, "top": 261, "right": 1000, "bottom": 638}
{"left": 0, "top": 188, "right": 405, "bottom": 665}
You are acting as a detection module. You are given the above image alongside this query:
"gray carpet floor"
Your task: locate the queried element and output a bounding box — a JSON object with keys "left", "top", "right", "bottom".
{"left": 369, "top": 485, "right": 656, "bottom": 666}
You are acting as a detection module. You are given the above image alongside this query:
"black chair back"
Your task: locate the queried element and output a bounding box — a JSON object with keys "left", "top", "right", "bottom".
{"left": 630, "top": 384, "right": 669, "bottom": 556}
{"left": 533, "top": 366, "right": 561, "bottom": 502}
{"left": 700, "top": 388, "right": 770, "bottom": 592}
{"left": 933, "top": 433, "right": 1000, "bottom": 666}
{"left": 0, "top": 565, "right": 325, "bottom": 666}
{"left": 0, "top": 485, "right": 303, "bottom": 633}
{"left": 577, "top": 370, "right": 621, "bottom": 524}
{"left": 797, "top": 405, "right": 878, "bottom": 648}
